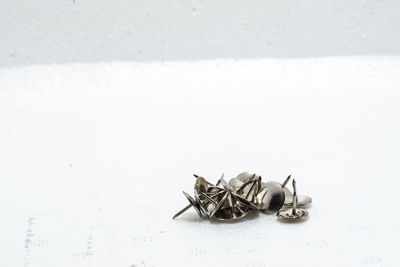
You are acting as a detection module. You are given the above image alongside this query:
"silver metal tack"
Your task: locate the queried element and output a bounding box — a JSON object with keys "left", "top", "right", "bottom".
{"left": 277, "top": 179, "right": 309, "bottom": 221}
{"left": 255, "top": 181, "right": 285, "bottom": 213}
{"left": 267, "top": 175, "right": 293, "bottom": 206}
{"left": 172, "top": 191, "right": 203, "bottom": 220}
{"left": 209, "top": 191, "right": 229, "bottom": 218}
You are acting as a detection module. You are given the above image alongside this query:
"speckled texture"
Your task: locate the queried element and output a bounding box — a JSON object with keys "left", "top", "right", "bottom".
{"left": 1, "top": 0, "right": 400, "bottom": 67}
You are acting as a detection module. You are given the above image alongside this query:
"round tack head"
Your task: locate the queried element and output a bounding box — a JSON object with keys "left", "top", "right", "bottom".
{"left": 183, "top": 191, "right": 202, "bottom": 217}
{"left": 268, "top": 181, "right": 293, "bottom": 205}
{"left": 277, "top": 208, "right": 309, "bottom": 221}
{"left": 255, "top": 182, "right": 285, "bottom": 213}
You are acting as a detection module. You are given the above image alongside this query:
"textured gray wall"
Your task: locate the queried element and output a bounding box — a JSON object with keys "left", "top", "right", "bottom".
{"left": 1, "top": 0, "right": 400, "bottom": 67}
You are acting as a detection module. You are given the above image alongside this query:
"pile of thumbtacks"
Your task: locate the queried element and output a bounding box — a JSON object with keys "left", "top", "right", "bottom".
{"left": 173, "top": 172, "right": 312, "bottom": 222}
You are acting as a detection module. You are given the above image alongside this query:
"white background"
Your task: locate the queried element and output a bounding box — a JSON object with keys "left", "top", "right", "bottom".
{"left": 1, "top": 1, "right": 400, "bottom": 267}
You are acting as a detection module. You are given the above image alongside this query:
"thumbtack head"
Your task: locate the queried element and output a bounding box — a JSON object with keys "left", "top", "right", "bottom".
{"left": 173, "top": 172, "right": 311, "bottom": 223}
{"left": 269, "top": 175, "right": 293, "bottom": 206}
{"left": 183, "top": 191, "right": 202, "bottom": 218}
{"left": 277, "top": 208, "right": 309, "bottom": 221}
{"left": 255, "top": 182, "right": 285, "bottom": 213}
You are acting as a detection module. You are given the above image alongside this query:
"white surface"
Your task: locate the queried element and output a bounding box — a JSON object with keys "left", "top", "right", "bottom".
{"left": 1, "top": 0, "right": 400, "bottom": 67}
{"left": 1, "top": 57, "right": 400, "bottom": 267}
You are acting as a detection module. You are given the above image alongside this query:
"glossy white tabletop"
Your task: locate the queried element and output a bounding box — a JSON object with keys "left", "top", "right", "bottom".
{"left": 1, "top": 57, "right": 399, "bottom": 267}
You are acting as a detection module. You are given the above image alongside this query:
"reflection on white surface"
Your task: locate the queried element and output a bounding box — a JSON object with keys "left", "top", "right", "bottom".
{"left": 0, "top": 57, "right": 399, "bottom": 266}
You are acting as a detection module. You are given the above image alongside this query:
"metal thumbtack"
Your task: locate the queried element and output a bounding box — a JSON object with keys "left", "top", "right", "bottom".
{"left": 268, "top": 175, "right": 293, "bottom": 206}
{"left": 173, "top": 172, "right": 311, "bottom": 223}
{"left": 282, "top": 175, "right": 312, "bottom": 207}
{"left": 172, "top": 175, "right": 209, "bottom": 219}
{"left": 172, "top": 191, "right": 203, "bottom": 220}
{"left": 172, "top": 174, "right": 226, "bottom": 219}
{"left": 209, "top": 190, "right": 229, "bottom": 218}
{"left": 231, "top": 173, "right": 261, "bottom": 195}
{"left": 255, "top": 181, "right": 285, "bottom": 214}
{"left": 237, "top": 174, "right": 260, "bottom": 201}
{"left": 228, "top": 173, "right": 260, "bottom": 212}
{"left": 212, "top": 178, "right": 248, "bottom": 221}
{"left": 173, "top": 190, "right": 226, "bottom": 220}
{"left": 277, "top": 179, "right": 309, "bottom": 221}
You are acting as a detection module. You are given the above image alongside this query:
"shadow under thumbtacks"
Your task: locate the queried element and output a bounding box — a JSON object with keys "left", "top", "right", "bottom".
{"left": 175, "top": 203, "right": 312, "bottom": 224}
{"left": 176, "top": 212, "right": 205, "bottom": 223}
{"left": 176, "top": 212, "right": 261, "bottom": 224}
{"left": 209, "top": 212, "right": 261, "bottom": 225}
{"left": 277, "top": 216, "right": 309, "bottom": 224}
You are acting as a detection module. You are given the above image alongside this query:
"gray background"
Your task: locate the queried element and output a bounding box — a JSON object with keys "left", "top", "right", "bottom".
{"left": 1, "top": 0, "right": 400, "bottom": 67}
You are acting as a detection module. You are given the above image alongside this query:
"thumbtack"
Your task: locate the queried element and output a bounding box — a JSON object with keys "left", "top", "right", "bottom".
{"left": 277, "top": 179, "right": 309, "bottom": 221}
{"left": 267, "top": 175, "right": 293, "bottom": 206}
{"left": 172, "top": 191, "right": 202, "bottom": 219}
{"left": 172, "top": 189, "right": 227, "bottom": 219}
{"left": 255, "top": 181, "right": 285, "bottom": 213}
{"left": 173, "top": 172, "right": 311, "bottom": 223}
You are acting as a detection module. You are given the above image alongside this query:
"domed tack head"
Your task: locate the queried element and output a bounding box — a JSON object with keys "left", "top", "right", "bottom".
{"left": 269, "top": 181, "right": 292, "bottom": 205}
{"left": 267, "top": 175, "right": 293, "bottom": 205}
{"left": 255, "top": 182, "right": 285, "bottom": 213}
